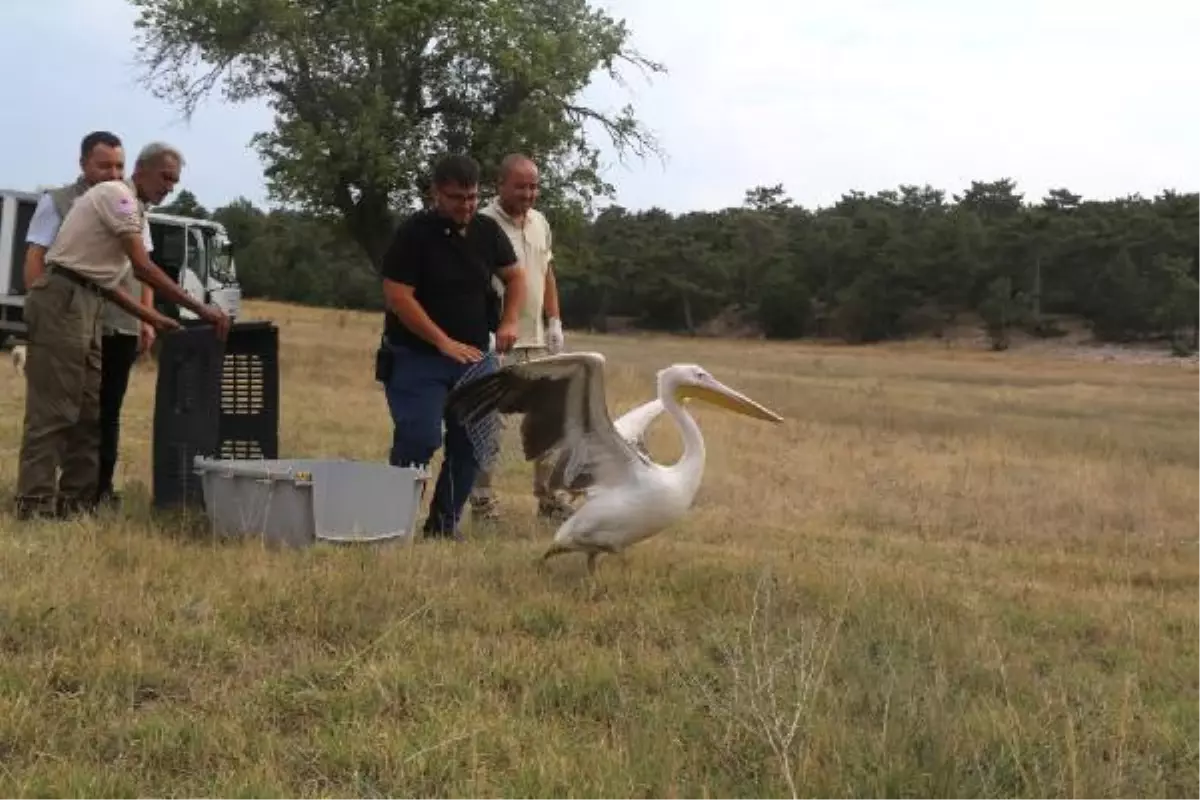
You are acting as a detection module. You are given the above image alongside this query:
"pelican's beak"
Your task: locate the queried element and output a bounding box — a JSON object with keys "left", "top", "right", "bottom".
{"left": 677, "top": 379, "right": 784, "bottom": 423}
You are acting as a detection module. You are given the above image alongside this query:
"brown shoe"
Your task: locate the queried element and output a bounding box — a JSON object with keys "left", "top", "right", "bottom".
{"left": 470, "top": 495, "right": 501, "bottom": 522}
{"left": 56, "top": 496, "right": 97, "bottom": 520}
{"left": 537, "top": 498, "right": 575, "bottom": 522}
{"left": 14, "top": 496, "right": 56, "bottom": 521}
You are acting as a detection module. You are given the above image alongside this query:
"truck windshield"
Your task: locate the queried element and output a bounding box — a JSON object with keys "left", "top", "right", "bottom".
{"left": 205, "top": 231, "right": 236, "bottom": 282}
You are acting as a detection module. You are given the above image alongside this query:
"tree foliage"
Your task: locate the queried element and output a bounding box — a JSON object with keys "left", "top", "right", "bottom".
{"left": 130, "top": 0, "right": 665, "bottom": 267}
{"left": 194, "top": 180, "right": 1198, "bottom": 351}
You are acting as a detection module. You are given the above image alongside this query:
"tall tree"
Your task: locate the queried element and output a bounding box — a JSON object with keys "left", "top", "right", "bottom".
{"left": 157, "top": 189, "right": 209, "bottom": 219}
{"left": 129, "top": 0, "right": 665, "bottom": 268}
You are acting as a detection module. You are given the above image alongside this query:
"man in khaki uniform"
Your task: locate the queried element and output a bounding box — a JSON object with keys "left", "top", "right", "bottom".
{"left": 14, "top": 142, "right": 232, "bottom": 520}
{"left": 24, "top": 132, "right": 158, "bottom": 509}
{"left": 23, "top": 131, "right": 126, "bottom": 289}
{"left": 469, "top": 153, "right": 571, "bottom": 522}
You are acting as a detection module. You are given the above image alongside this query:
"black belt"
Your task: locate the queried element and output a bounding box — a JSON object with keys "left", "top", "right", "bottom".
{"left": 47, "top": 263, "right": 110, "bottom": 298}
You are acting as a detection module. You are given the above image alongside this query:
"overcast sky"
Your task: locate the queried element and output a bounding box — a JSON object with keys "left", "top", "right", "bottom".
{"left": 2, "top": 0, "right": 1196, "bottom": 214}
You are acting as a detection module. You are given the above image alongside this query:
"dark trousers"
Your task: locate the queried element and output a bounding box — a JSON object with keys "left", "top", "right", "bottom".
{"left": 382, "top": 343, "right": 494, "bottom": 535}
{"left": 97, "top": 332, "right": 140, "bottom": 500}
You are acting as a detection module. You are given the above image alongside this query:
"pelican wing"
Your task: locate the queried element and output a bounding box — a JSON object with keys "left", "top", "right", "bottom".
{"left": 445, "top": 352, "right": 646, "bottom": 491}
{"left": 612, "top": 398, "right": 666, "bottom": 455}
{"left": 520, "top": 378, "right": 698, "bottom": 494}
{"left": 541, "top": 397, "right": 663, "bottom": 493}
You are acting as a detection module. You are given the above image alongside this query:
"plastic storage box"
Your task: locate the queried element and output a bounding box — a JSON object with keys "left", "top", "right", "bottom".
{"left": 152, "top": 321, "right": 280, "bottom": 510}
{"left": 192, "top": 457, "right": 430, "bottom": 547}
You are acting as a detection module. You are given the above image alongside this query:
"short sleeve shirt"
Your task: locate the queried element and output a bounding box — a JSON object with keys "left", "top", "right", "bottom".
{"left": 381, "top": 209, "right": 519, "bottom": 353}
{"left": 479, "top": 201, "right": 554, "bottom": 348}
{"left": 27, "top": 190, "right": 153, "bottom": 252}
{"left": 42, "top": 180, "right": 148, "bottom": 291}
{"left": 29, "top": 183, "right": 154, "bottom": 334}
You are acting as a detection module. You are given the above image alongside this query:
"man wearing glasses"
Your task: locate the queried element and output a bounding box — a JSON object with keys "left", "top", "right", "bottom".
{"left": 378, "top": 153, "right": 527, "bottom": 539}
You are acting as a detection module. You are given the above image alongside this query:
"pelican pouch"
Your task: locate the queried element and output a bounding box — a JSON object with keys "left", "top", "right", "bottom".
{"left": 374, "top": 337, "right": 393, "bottom": 384}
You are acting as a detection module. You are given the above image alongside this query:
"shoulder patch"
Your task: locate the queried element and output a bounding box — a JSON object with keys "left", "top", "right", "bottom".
{"left": 111, "top": 193, "right": 138, "bottom": 218}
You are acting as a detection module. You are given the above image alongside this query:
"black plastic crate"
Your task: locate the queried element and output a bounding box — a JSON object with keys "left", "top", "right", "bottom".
{"left": 151, "top": 320, "right": 280, "bottom": 510}
{"left": 217, "top": 321, "right": 279, "bottom": 461}
{"left": 152, "top": 325, "right": 223, "bottom": 510}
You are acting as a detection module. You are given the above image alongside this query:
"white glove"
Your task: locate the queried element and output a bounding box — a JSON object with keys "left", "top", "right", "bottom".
{"left": 546, "top": 317, "right": 565, "bottom": 354}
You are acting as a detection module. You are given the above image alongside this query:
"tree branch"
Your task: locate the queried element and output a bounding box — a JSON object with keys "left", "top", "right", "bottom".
{"left": 560, "top": 101, "right": 661, "bottom": 163}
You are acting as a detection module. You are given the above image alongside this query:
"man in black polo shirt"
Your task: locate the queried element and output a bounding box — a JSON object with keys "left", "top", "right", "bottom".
{"left": 380, "top": 153, "right": 527, "bottom": 539}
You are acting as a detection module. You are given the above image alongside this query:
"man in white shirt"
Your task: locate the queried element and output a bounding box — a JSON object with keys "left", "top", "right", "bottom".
{"left": 469, "top": 154, "right": 572, "bottom": 522}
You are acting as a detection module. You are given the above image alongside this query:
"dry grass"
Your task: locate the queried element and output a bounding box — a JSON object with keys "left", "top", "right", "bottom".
{"left": 0, "top": 299, "right": 1196, "bottom": 798}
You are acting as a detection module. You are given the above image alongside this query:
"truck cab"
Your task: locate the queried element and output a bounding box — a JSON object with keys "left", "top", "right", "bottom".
{"left": 145, "top": 211, "right": 242, "bottom": 323}
{"left": 0, "top": 187, "right": 242, "bottom": 346}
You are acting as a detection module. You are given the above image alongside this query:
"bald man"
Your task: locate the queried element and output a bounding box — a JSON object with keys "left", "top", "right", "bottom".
{"left": 469, "top": 154, "right": 572, "bottom": 523}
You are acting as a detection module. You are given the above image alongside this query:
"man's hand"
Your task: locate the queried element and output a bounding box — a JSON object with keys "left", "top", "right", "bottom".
{"left": 138, "top": 322, "right": 157, "bottom": 355}
{"left": 199, "top": 305, "right": 232, "bottom": 342}
{"left": 438, "top": 337, "right": 483, "bottom": 364}
{"left": 546, "top": 317, "right": 565, "bottom": 354}
{"left": 148, "top": 309, "right": 182, "bottom": 334}
{"left": 494, "top": 262, "right": 526, "bottom": 353}
{"left": 495, "top": 319, "right": 519, "bottom": 353}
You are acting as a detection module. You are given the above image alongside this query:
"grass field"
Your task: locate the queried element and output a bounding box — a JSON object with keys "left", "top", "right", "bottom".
{"left": 0, "top": 299, "right": 1196, "bottom": 797}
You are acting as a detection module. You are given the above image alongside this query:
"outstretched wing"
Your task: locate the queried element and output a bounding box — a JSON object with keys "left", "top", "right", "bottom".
{"left": 612, "top": 398, "right": 666, "bottom": 455}
{"left": 539, "top": 397, "right": 668, "bottom": 493}
{"left": 445, "top": 351, "right": 646, "bottom": 491}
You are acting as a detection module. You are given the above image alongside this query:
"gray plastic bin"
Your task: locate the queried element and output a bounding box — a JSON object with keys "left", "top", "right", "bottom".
{"left": 193, "top": 456, "right": 431, "bottom": 548}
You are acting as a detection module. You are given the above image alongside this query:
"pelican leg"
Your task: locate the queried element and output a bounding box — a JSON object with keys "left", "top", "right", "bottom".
{"left": 541, "top": 542, "right": 573, "bottom": 564}
{"left": 586, "top": 543, "right": 622, "bottom": 576}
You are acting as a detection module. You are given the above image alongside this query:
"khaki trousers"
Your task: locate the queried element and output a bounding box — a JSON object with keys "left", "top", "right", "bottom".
{"left": 15, "top": 269, "right": 105, "bottom": 516}
{"left": 470, "top": 346, "right": 558, "bottom": 504}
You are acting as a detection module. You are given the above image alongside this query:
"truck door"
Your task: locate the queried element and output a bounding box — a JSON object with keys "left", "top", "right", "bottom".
{"left": 150, "top": 221, "right": 187, "bottom": 319}
{"left": 187, "top": 227, "right": 207, "bottom": 289}
{"left": 174, "top": 227, "right": 208, "bottom": 319}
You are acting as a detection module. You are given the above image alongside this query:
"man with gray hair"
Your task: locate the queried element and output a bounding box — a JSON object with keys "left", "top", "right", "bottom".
{"left": 94, "top": 142, "right": 185, "bottom": 506}
{"left": 14, "top": 140, "right": 230, "bottom": 520}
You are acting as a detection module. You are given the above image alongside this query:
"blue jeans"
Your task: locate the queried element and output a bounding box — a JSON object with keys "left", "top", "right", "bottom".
{"left": 383, "top": 342, "right": 494, "bottom": 535}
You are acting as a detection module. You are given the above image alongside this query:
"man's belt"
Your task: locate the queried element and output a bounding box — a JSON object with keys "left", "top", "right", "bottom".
{"left": 47, "top": 263, "right": 112, "bottom": 299}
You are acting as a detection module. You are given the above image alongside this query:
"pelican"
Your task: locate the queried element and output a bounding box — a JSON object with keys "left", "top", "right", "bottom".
{"left": 613, "top": 397, "right": 670, "bottom": 455}
{"left": 545, "top": 397, "right": 675, "bottom": 507}
{"left": 445, "top": 352, "right": 784, "bottom": 572}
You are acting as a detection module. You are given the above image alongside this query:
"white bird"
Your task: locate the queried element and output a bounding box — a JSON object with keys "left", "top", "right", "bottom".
{"left": 446, "top": 351, "right": 784, "bottom": 572}
{"left": 549, "top": 397, "right": 676, "bottom": 506}
{"left": 11, "top": 344, "right": 27, "bottom": 377}
{"left": 613, "top": 397, "right": 669, "bottom": 454}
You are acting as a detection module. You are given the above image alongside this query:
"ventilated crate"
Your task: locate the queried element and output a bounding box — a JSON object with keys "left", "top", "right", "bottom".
{"left": 152, "top": 325, "right": 223, "bottom": 510}
{"left": 217, "top": 321, "right": 279, "bottom": 461}
{"left": 152, "top": 320, "right": 281, "bottom": 510}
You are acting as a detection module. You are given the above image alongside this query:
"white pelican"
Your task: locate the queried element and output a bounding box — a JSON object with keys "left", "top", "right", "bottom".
{"left": 445, "top": 352, "right": 784, "bottom": 572}
{"left": 613, "top": 397, "right": 670, "bottom": 455}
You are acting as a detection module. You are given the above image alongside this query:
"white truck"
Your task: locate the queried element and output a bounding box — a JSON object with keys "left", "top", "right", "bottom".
{"left": 0, "top": 186, "right": 242, "bottom": 348}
